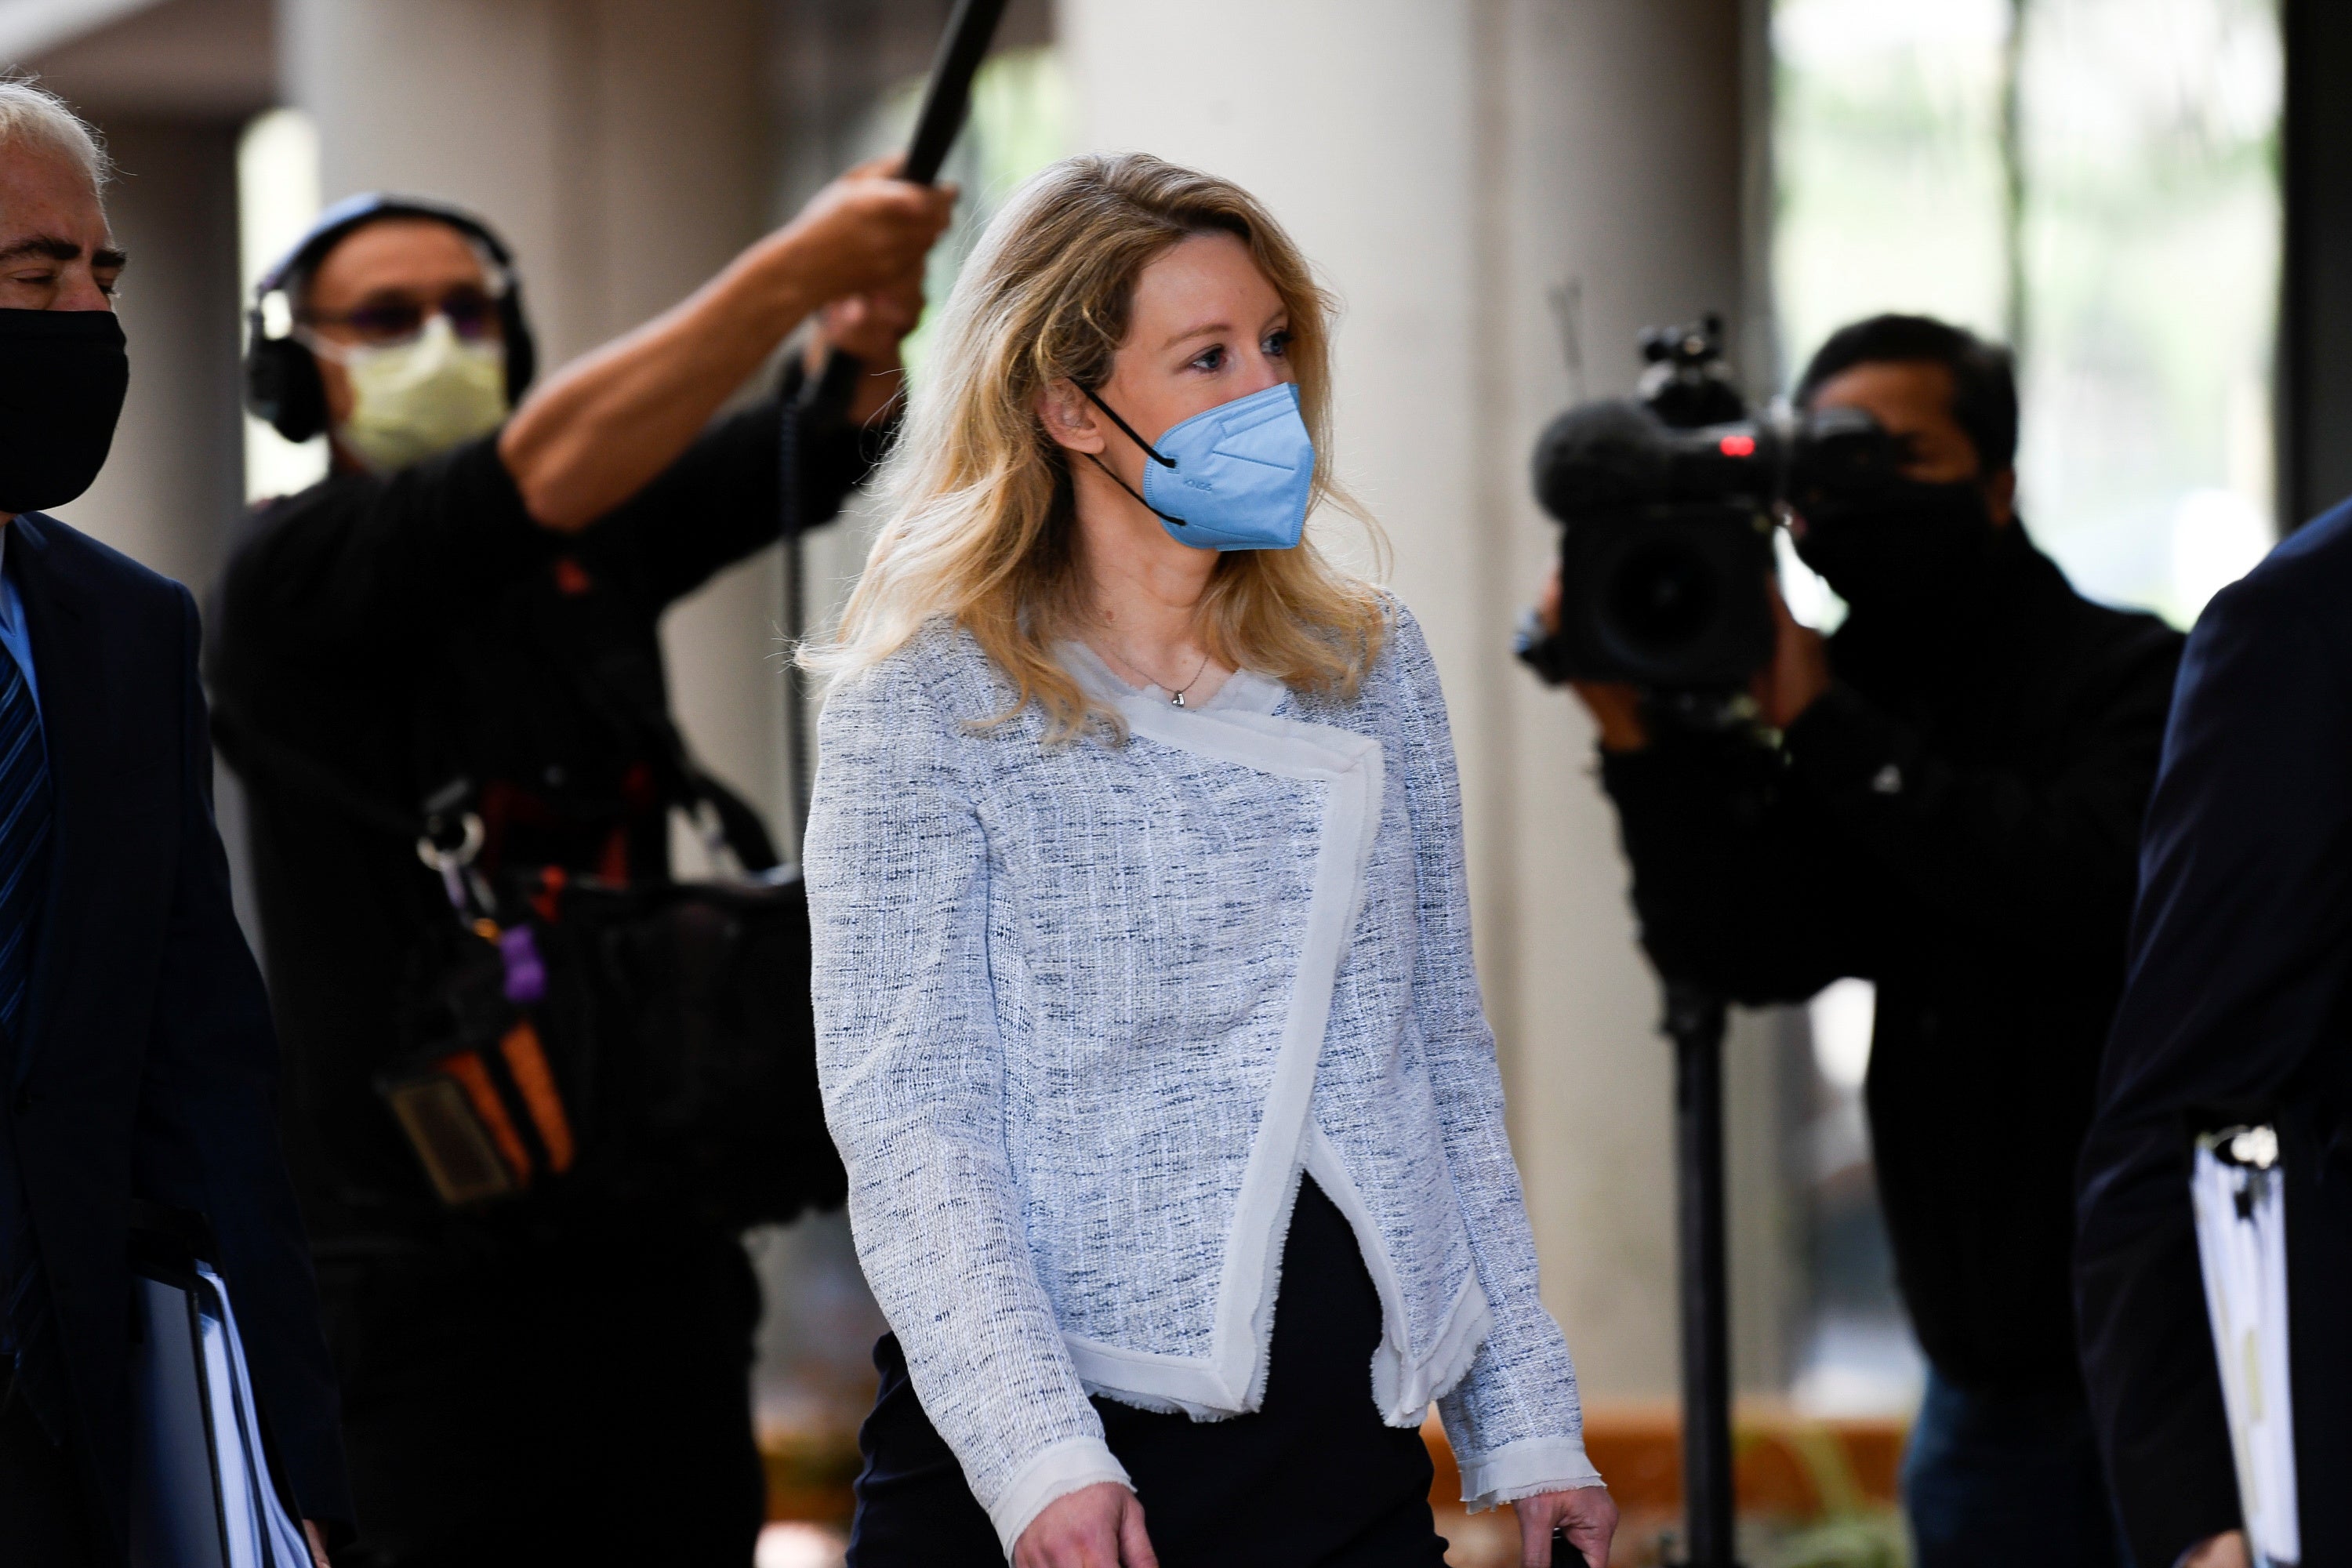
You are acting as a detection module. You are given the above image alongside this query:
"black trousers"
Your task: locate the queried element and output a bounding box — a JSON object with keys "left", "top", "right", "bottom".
{"left": 0, "top": 1376, "right": 94, "bottom": 1568}
{"left": 318, "top": 1223, "right": 767, "bottom": 1568}
{"left": 848, "top": 1179, "right": 1449, "bottom": 1568}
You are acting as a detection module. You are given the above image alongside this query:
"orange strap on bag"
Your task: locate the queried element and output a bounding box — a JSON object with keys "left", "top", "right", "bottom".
{"left": 497, "top": 1020, "right": 575, "bottom": 1174}
{"left": 435, "top": 1051, "right": 534, "bottom": 1186}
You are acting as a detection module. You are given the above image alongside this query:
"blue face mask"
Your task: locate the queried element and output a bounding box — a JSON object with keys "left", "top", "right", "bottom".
{"left": 1080, "top": 381, "right": 1316, "bottom": 551}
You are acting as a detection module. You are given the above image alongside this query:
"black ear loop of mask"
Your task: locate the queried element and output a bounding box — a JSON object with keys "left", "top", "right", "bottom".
{"left": 1076, "top": 383, "right": 1188, "bottom": 528}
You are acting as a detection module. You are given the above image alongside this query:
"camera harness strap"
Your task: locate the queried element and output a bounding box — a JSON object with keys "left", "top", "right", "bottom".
{"left": 213, "top": 632, "right": 780, "bottom": 916}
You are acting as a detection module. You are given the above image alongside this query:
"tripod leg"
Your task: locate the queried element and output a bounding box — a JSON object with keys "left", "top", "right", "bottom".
{"left": 1666, "top": 980, "right": 1740, "bottom": 1566}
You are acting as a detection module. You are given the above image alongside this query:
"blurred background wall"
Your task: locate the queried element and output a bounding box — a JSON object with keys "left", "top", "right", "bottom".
{"left": 5, "top": 0, "right": 2310, "bottom": 1552}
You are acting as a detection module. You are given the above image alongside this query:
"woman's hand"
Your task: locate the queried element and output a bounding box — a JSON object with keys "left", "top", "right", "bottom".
{"left": 1013, "top": 1482, "right": 1157, "bottom": 1568}
{"left": 1512, "top": 1485, "right": 1618, "bottom": 1567}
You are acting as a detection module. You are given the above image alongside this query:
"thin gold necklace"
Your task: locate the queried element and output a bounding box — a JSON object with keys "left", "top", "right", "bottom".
{"left": 1098, "top": 641, "right": 1213, "bottom": 708}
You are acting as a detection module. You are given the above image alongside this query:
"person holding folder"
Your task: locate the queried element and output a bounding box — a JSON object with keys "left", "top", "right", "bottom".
{"left": 0, "top": 82, "right": 350, "bottom": 1563}
{"left": 2076, "top": 495, "right": 2352, "bottom": 1567}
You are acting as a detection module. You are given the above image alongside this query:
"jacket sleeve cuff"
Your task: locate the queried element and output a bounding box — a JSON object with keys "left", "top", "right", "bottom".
{"left": 1457, "top": 1436, "right": 1605, "bottom": 1513}
{"left": 987, "top": 1436, "right": 1134, "bottom": 1556}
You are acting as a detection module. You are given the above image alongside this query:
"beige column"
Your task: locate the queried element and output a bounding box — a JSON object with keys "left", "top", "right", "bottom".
{"left": 1060, "top": 0, "right": 1795, "bottom": 1400}
{"left": 47, "top": 119, "right": 247, "bottom": 594}
{"left": 281, "top": 0, "right": 787, "bottom": 835}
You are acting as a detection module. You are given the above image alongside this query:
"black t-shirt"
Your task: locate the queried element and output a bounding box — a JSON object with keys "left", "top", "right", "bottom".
{"left": 206, "top": 390, "right": 878, "bottom": 1247}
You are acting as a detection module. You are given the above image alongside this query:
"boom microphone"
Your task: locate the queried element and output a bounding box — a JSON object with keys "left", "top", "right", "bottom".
{"left": 903, "top": 0, "right": 1014, "bottom": 186}
{"left": 782, "top": 0, "right": 1012, "bottom": 855}
{"left": 1531, "top": 399, "right": 1672, "bottom": 521}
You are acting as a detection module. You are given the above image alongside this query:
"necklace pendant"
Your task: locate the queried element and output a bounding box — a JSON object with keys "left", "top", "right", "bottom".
{"left": 1171, "top": 691, "right": 1186, "bottom": 708}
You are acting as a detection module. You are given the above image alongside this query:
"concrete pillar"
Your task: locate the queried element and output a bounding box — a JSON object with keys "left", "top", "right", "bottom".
{"left": 39, "top": 116, "right": 267, "bottom": 943}
{"left": 29, "top": 0, "right": 297, "bottom": 949}
{"left": 47, "top": 120, "right": 247, "bottom": 593}
{"left": 281, "top": 0, "right": 787, "bottom": 832}
{"left": 1061, "top": 0, "right": 1792, "bottom": 1400}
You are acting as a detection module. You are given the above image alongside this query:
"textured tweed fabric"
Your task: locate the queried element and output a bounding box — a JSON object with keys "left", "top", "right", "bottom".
{"left": 806, "top": 601, "right": 1599, "bottom": 1552}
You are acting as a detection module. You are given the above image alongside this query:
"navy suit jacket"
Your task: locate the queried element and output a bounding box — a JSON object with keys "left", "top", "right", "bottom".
{"left": 2, "top": 512, "right": 350, "bottom": 1554}
{"left": 2076, "top": 500, "right": 2352, "bottom": 1568}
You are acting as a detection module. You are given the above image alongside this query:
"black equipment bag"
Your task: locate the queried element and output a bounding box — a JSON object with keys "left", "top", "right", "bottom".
{"left": 216, "top": 706, "right": 845, "bottom": 1234}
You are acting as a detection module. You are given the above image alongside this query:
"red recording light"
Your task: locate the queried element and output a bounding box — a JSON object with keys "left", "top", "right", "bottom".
{"left": 1718, "top": 434, "right": 1757, "bottom": 457}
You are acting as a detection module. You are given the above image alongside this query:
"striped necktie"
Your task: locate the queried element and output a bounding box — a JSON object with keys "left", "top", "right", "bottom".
{"left": 0, "top": 631, "right": 56, "bottom": 1436}
{"left": 0, "top": 637, "right": 50, "bottom": 1040}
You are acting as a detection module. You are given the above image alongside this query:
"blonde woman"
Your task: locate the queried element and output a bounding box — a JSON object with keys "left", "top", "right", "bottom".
{"left": 804, "top": 154, "right": 1615, "bottom": 1568}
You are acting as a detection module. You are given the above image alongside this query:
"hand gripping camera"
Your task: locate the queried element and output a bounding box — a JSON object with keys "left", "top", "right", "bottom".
{"left": 1515, "top": 315, "right": 1900, "bottom": 689}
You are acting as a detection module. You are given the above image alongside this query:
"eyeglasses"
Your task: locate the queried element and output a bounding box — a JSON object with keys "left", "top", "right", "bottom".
{"left": 303, "top": 287, "right": 501, "bottom": 346}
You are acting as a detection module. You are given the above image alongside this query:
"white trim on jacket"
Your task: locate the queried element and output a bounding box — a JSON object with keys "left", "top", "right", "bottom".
{"left": 1055, "top": 655, "right": 1398, "bottom": 1421}
{"left": 1306, "top": 1129, "right": 1495, "bottom": 1422}
{"left": 809, "top": 614, "right": 1604, "bottom": 1559}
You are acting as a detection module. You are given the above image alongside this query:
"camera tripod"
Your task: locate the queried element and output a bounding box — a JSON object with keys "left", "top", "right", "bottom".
{"left": 1660, "top": 975, "right": 1744, "bottom": 1568}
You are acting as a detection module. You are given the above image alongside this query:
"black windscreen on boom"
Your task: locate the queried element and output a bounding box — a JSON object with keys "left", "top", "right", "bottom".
{"left": 903, "top": 0, "right": 1014, "bottom": 185}
{"left": 1532, "top": 399, "right": 1671, "bottom": 521}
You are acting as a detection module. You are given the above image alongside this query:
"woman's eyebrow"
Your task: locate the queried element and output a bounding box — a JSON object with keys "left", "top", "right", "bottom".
{"left": 1160, "top": 320, "right": 1234, "bottom": 351}
{"left": 1160, "top": 310, "right": 1288, "bottom": 353}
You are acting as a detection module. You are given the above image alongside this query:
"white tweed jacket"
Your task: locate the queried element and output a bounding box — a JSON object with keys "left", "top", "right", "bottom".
{"left": 805, "top": 601, "right": 1599, "bottom": 1554}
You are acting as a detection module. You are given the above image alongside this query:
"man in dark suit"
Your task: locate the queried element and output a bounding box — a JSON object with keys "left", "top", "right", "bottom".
{"left": 2076, "top": 499, "right": 2352, "bottom": 1568}
{"left": 0, "top": 82, "right": 350, "bottom": 1563}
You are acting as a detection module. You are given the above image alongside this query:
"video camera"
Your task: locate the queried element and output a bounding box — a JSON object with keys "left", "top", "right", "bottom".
{"left": 1515, "top": 314, "right": 1901, "bottom": 690}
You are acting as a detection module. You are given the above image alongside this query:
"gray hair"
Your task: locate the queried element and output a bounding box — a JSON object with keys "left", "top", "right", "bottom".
{"left": 0, "top": 77, "right": 109, "bottom": 194}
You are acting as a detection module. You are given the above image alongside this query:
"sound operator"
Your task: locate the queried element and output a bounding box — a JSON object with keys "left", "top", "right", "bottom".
{"left": 1552, "top": 316, "right": 2180, "bottom": 1567}
{"left": 205, "top": 163, "right": 950, "bottom": 1567}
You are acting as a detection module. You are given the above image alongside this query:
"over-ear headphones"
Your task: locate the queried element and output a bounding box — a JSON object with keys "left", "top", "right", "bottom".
{"left": 243, "top": 192, "right": 539, "bottom": 445}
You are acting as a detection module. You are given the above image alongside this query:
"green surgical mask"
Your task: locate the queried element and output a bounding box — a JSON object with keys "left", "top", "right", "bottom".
{"left": 330, "top": 314, "right": 508, "bottom": 473}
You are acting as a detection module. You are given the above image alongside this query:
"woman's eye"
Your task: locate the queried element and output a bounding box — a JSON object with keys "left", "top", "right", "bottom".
{"left": 1265, "top": 329, "right": 1293, "bottom": 358}
{"left": 1191, "top": 345, "right": 1225, "bottom": 372}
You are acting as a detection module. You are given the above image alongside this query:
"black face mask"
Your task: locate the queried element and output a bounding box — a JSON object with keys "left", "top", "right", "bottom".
{"left": 1794, "top": 477, "right": 1997, "bottom": 612}
{"left": 0, "top": 308, "right": 129, "bottom": 515}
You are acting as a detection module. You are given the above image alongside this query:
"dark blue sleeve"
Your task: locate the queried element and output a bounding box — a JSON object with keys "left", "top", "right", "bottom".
{"left": 2074, "top": 570, "right": 2352, "bottom": 1568}
{"left": 133, "top": 585, "right": 353, "bottom": 1536}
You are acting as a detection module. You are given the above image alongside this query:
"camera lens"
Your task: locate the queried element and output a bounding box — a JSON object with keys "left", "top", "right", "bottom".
{"left": 1605, "top": 539, "right": 1722, "bottom": 659}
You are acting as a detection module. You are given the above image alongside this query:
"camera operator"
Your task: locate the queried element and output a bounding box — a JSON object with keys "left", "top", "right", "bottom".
{"left": 205, "top": 164, "right": 950, "bottom": 1567}
{"left": 1552, "top": 316, "right": 2182, "bottom": 1566}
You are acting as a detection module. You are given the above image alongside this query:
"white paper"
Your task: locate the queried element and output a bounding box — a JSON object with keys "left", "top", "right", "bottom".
{"left": 2190, "top": 1131, "right": 2300, "bottom": 1566}
{"left": 129, "top": 1273, "right": 227, "bottom": 1568}
{"left": 197, "top": 1264, "right": 315, "bottom": 1568}
{"left": 195, "top": 1305, "right": 263, "bottom": 1568}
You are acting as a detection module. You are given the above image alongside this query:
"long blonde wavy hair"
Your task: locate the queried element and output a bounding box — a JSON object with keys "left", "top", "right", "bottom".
{"left": 805, "top": 153, "right": 1387, "bottom": 740}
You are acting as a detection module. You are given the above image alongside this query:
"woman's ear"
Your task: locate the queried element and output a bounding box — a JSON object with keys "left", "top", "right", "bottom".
{"left": 1036, "top": 378, "right": 1107, "bottom": 456}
